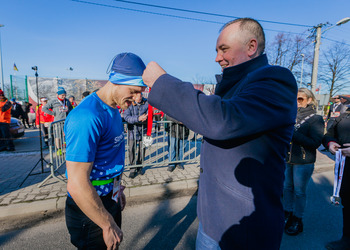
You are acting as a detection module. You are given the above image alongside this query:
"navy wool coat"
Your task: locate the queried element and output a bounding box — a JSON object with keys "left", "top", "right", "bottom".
{"left": 148, "top": 54, "right": 297, "bottom": 249}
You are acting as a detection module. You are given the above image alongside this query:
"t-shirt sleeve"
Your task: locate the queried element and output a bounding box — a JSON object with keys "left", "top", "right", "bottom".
{"left": 64, "top": 109, "right": 101, "bottom": 162}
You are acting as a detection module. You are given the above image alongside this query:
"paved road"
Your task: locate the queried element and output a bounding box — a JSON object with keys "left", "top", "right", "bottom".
{"left": 0, "top": 170, "right": 343, "bottom": 250}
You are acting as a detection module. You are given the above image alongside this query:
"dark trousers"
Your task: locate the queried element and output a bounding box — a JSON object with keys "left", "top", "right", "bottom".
{"left": 341, "top": 157, "right": 350, "bottom": 238}
{"left": 40, "top": 123, "right": 49, "bottom": 146}
{"left": 128, "top": 139, "right": 146, "bottom": 166}
{"left": 22, "top": 113, "right": 30, "bottom": 128}
{"left": 154, "top": 114, "right": 162, "bottom": 131}
{"left": 65, "top": 192, "right": 122, "bottom": 249}
{"left": 0, "top": 123, "right": 15, "bottom": 150}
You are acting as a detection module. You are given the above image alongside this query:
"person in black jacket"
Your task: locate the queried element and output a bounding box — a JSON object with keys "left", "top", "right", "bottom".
{"left": 10, "top": 98, "right": 24, "bottom": 119}
{"left": 323, "top": 107, "right": 350, "bottom": 250}
{"left": 284, "top": 88, "right": 324, "bottom": 236}
{"left": 326, "top": 96, "right": 347, "bottom": 131}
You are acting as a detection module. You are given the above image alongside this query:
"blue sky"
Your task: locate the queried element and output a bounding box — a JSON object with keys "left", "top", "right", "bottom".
{"left": 1, "top": 0, "right": 350, "bottom": 86}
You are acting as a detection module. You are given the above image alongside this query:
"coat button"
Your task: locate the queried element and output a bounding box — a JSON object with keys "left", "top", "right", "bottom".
{"left": 200, "top": 168, "right": 203, "bottom": 173}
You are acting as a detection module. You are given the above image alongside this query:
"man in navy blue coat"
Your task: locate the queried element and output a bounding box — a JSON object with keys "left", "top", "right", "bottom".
{"left": 143, "top": 18, "right": 297, "bottom": 249}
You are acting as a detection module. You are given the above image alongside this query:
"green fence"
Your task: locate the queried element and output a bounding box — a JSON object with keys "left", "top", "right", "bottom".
{"left": 10, "top": 75, "right": 28, "bottom": 102}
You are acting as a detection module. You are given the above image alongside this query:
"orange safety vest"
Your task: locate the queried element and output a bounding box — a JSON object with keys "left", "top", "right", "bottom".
{"left": 0, "top": 99, "right": 11, "bottom": 123}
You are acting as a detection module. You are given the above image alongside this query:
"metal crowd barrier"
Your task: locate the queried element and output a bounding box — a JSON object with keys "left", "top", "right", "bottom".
{"left": 125, "top": 120, "right": 202, "bottom": 169}
{"left": 38, "top": 119, "right": 202, "bottom": 187}
{"left": 38, "top": 119, "right": 66, "bottom": 187}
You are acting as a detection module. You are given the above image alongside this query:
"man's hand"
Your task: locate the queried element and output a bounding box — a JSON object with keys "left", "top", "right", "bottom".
{"left": 103, "top": 224, "right": 123, "bottom": 250}
{"left": 138, "top": 113, "right": 148, "bottom": 122}
{"left": 342, "top": 143, "right": 350, "bottom": 157}
{"left": 329, "top": 141, "right": 341, "bottom": 154}
{"left": 142, "top": 62, "right": 166, "bottom": 88}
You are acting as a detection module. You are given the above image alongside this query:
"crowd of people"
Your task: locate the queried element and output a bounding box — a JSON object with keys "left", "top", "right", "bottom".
{"left": 2, "top": 16, "right": 350, "bottom": 250}
{"left": 0, "top": 87, "right": 90, "bottom": 152}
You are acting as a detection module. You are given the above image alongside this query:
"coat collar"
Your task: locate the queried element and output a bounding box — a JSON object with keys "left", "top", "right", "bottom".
{"left": 215, "top": 54, "right": 268, "bottom": 97}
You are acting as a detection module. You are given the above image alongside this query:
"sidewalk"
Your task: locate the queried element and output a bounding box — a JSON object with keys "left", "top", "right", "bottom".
{"left": 0, "top": 144, "right": 335, "bottom": 219}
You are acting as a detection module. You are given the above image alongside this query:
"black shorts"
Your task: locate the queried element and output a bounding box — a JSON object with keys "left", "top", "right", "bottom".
{"left": 65, "top": 192, "right": 122, "bottom": 249}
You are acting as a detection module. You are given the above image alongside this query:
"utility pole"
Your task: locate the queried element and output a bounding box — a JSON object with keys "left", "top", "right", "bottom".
{"left": 310, "top": 17, "right": 350, "bottom": 94}
{"left": 310, "top": 25, "right": 322, "bottom": 94}
{"left": 300, "top": 54, "right": 305, "bottom": 88}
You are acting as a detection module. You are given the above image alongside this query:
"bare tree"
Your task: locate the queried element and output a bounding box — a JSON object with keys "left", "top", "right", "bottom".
{"left": 319, "top": 43, "right": 350, "bottom": 99}
{"left": 267, "top": 33, "right": 313, "bottom": 87}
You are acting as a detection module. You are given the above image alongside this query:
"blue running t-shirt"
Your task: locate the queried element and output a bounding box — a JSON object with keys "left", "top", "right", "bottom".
{"left": 64, "top": 92, "right": 125, "bottom": 196}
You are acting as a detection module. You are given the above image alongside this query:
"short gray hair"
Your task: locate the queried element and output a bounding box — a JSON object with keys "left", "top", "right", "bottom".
{"left": 221, "top": 18, "right": 265, "bottom": 55}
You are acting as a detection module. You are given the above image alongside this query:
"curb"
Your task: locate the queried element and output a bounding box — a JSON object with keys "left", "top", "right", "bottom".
{"left": 0, "top": 178, "right": 199, "bottom": 219}
{"left": 0, "top": 162, "right": 334, "bottom": 219}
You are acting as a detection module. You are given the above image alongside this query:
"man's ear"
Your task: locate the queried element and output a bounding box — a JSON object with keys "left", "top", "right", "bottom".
{"left": 247, "top": 38, "right": 258, "bottom": 57}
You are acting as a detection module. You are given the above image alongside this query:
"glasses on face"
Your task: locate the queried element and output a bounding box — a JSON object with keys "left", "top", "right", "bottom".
{"left": 297, "top": 97, "right": 305, "bottom": 102}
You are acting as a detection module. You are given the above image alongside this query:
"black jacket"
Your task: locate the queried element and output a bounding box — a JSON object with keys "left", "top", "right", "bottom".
{"left": 11, "top": 103, "right": 24, "bottom": 119}
{"left": 323, "top": 109, "right": 350, "bottom": 148}
{"left": 287, "top": 105, "right": 324, "bottom": 164}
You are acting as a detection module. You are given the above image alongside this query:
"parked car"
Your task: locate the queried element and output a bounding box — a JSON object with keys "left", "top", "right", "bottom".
{"left": 10, "top": 117, "right": 25, "bottom": 138}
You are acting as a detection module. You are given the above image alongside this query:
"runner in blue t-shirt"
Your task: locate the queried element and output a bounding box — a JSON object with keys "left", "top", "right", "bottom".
{"left": 65, "top": 52, "right": 147, "bottom": 249}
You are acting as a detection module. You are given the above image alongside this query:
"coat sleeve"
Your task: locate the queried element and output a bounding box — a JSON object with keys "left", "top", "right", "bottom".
{"left": 1, "top": 100, "right": 12, "bottom": 112}
{"left": 123, "top": 107, "right": 139, "bottom": 124}
{"left": 292, "top": 116, "right": 324, "bottom": 150}
{"left": 148, "top": 70, "right": 297, "bottom": 141}
{"left": 43, "top": 101, "right": 54, "bottom": 115}
{"left": 322, "top": 113, "right": 345, "bottom": 148}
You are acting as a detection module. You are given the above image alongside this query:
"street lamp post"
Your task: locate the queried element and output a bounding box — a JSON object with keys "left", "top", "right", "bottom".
{"left": 0, "top": 24, "right": 4, "bottom": 91}
{"left": 310, "top": 17, "right": 350, "bottom": 94}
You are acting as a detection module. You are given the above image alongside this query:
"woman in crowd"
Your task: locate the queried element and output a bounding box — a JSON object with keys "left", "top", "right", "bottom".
{"left": 323, "top": 105, "right": 350, "bottom": 249}
{"left": 284, "top": 88, "right": 324, "bottom": 235}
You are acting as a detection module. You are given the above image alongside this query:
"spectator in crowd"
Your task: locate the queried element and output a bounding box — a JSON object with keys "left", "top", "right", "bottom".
{"left": 82, "top": 91, "right": 90, "bottom": 99}
{"left": 64, "top": 52, "right": 146, "bottom": 249}
{"left": 166, "top": 115, "right": 189, "bottom": 172}
{"left": 326, "top": 95, "right": 348, "bottom": 131}
{"left": 124, "top": 93, "right": 148, "bottom": 178}
{"left": 323, "top": 106, "right": 350, "bottom": 250}
{"left": 36, "top": 97, "right": 54, "bottom": 148}
{"left": 68, "top": 95, "right": 77, "bottom": 108}
{"left": 0, "top": 89, "right": 15, "bottom": 151}
{"left": 43, "top": 87, "right": 73, "bottom": 121}
{"left": 283, "top": 88, "right": 324, "bottom": 236}
{"left": 153, "top": 106, "right": 164, "bottom": 132}
{"left": 10, "top": 98, "right": 24, "bottom": 120}
{"left": 28, "top": 105, "right": 36, "bottom": 128}
{"left": 21, "top": 101, "right": 32, "bottom": 129}
{"left": 339, "top": 95, "right": 350, "bottom": 106}
{"left": 142, "top": 18, "right": 297, "bottom": 249}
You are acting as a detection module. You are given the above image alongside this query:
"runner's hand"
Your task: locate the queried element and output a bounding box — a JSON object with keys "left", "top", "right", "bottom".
{"left": 342, "top": 143, "right": 350, "bottom": 157}
{"left": 329, "top": 142, "right": 341, "bottom": 155}
{"left": 103, "top": 224, "right": 123, "bottom": 250}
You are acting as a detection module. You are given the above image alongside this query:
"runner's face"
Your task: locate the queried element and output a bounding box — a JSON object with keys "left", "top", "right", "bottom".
{"left": 115, "top": 85, "right": 145, "bottom": 110}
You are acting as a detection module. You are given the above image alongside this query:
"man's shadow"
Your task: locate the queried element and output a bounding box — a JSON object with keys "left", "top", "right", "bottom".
{"left": 219, "top": 158, "right": 284, "bottom": 250}
{"left": 128, "top": 189, "right": 198, "bottom": 250}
